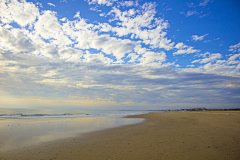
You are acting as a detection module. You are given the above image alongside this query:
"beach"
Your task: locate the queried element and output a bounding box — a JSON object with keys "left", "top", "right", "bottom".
{"left": 1, "top": 111, "right": 240, "bottom": 160}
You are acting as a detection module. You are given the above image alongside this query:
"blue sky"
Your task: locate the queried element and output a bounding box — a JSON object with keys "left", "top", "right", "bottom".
{"left": 0, "top": 0, "right": 240, "bottom": 110}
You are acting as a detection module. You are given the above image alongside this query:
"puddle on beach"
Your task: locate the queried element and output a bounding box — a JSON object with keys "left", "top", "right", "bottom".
{"left": 0, "top": 116, "right": 143, "bottom": 152}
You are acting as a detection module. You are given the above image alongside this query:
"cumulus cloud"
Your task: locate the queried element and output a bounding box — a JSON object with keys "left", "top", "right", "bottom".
{"left": 229, "top": 42, "right": 240, "bottom": 53}
{"left": 83, "top": 51, "right": 112, "bottom": 64}
{"left": 187, "top": 65, "right": 195, "bottom": 67}
{"left": 0, "top": 0, "right": 39, "bottom": 26}
{"left": 86, "top": 0, "right": 117, "bottom": 6}
{"left": 1, "top": 0, "right": 239, "bottom": 109}
{"left": 34, "top": 10, "right": 73, "bottom": 47}
{"left": 127, "top": 53, "right": 139, "bottom": 63}
{"left": 107, "top": 5, "right": 157, "bottom": 29}
{"left": 192, "top": 34, "right": 208, "bottom": 41}
{"left": 192, "top": 52, "right": 222, "bottom": 64}
{"left": 40, "top": 44, "right": 59, "bottom": 59}
{"left": 139, "top": 51, "right": 167, "bottom": 66}
{"left": 34, "top": 11, "right": 62, "bottom": 39}
{"left": 89, "top": 7, "right": 102, "bottom": 12}
{"left": 74, "top": 11, "right": 81, "bottom": 19}
{"left": 118, "top": 1, "right": 138, "bottom": 7}
{"left": 47, "top": 3, "right": 55, "bottom": 7}
{"left": 173, "top": 42, "right": 200, "bottom": 55}
{"left": 74, "top": 31, "right": 138, "bottom": 61}
{"left": 0, "top": 27, "right": 36, "bottom": 53}
{"left": 59, "top": 47, "right": 83, "bottom": 61}
{"left": 227, "top": 53, "right": 240, "bottom": 67}
{"left": 104, "top": 3, "right": 174, "bottom": 50}
{"left": 175, "top": 42, "right": 187, "bottom": 49}
{"left": 228, "top": 53, "right": 240, "bottom": 61}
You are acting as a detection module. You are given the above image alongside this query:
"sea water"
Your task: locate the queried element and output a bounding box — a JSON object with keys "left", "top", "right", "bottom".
{"left": 0, "top": 108, "right": 148, "bottom": 152}
{"left": 0, "top": 108, "right": 149, "bottom": 117}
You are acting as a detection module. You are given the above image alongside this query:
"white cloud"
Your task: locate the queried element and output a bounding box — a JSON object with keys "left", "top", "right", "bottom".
{"left": 139, "top": 51, "right": 166, "bottom": 65}
{"left": 200, "top": 52, "right": 210, "bottom": 57}
{"left": 204, "top": 40, "right": 211, "bottom": 43}
{"left": 0, "top": 0, "right": 239, "bottom": 109}
{"left": 199, "top": 0, "right": 211, "bottom": 7}
{"left": 192, "top": 34, "right": 208, "bottom": 41}
{"left": 74, "top": 18, "right": 94, "bottom": 31}
{"left": 59, "top": 47, "right": 83, "bottom": 61}
{"left": 228, "top": 53, "right": 240, "bottom": 61}
{"left": 89, "top": 7, "right": 102, "bottom": 12}
{"left": 236, "top": 63, "right": 240, "bottom": 70}
{"left": 191, "top": 59, "right": 200, "bottom": 63}
{"left": 118, "top": 1, "right": 137, "bottom": 7}
{"left": 0, "top": 0, "right": 39, "bottom": 26}
{"left": 229, "top": 42, "right": 240, "bottom": 53}
{"left": 60, "top": 17, "right": 67, "bottom": 21}
{"left": 127, "top": 53, "right": 139, "bottom": 63}
{"left": 199, "top": 13, "right": 209, "bottom": 18}
{"left": 175, "top": 42, "right": 187, "bottom": 49}
{"left": 33, "top": 10, "right": 73, "bottom": 47}
{"left": 0, "top": 0, "right": 195, "bottom": 66}
{"left": 83, "top": 51, "right": 112, "bottom": 64}
{"left": 99, "top": 13, "right": 106, "bottom": 17}
{"left": 97, "top": 23, "right": 112, "bottom": 32}
{"left": 34, "top": 11, "right": 62, "bottom": 39}
{"left": 73, "top": 28, "right": 139, "bottom": 61}
{"left": 0, "top": 27, "right": 36, "bottom": 53}
{"left": 227, "top": 53, "right": 240, "bottom": 66}
{"left": 50, "top": 32, "right": 73, "bottom": 46}
{"left": 187, "top": 2, "right": 195, "bottom": 8}
{"left": 192, "top": 53, "right": 222, "bottom": 64}
{"left": 107, "top": 6, "right": 155, "bottom": 29}
{"left": 180, "top": 10, "right": 198, "bottom": 17}
{"left": 150, "top": 36, "right": 174, "bottom": 51}
{"left": 201, "top": 62, "right": 239, "bottom": 76}
{"left": 104, "top": 3, "right": 174, "bottom": 50}
{"left": 174, "top": 47, "right": 199, "bottom": 55}
{"left": 186, "top": 11, "right": 198, "bottom": 17}
{"left": 40, "top": 44, "right": 59, "bottom": 59}
{"left": 47, "top": 3, "right": 55, "bottom": 7}
{"left": 93, "top": 37, "right": 137, "bottom": 60}
{"left": 173, "top": 43, "right": 200, "bottom": 55}
{"left": 74, "top": 11, "right": 81, "bottom": 19}
{"left": 86, "top": 0, "right": 117, "bottom": 6}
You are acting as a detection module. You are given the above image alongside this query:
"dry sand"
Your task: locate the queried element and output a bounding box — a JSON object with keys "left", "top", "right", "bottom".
{"left": 1, "top": 111, "right": 240, "bottom": 160}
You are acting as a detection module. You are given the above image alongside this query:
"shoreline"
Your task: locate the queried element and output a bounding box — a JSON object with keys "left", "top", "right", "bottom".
{"left": 1, "top": 111, "right": 240, "bottom": 160}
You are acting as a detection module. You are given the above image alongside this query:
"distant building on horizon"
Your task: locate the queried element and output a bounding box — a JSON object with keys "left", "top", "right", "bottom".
{"left": 190, "top": 108, "right": 207, "bottom": 111}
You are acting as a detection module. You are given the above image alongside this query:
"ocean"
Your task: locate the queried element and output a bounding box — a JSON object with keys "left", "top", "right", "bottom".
{"left": 0, "top": 108, "right": 149, "bottom": 118}
{"left": 0, "top": 108, "right": 153, "bottom": 152}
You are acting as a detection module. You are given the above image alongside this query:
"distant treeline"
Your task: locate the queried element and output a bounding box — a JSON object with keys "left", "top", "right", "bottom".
{"left": 207, "top": 108, "right": 240, "bottom": 111}
{"left": 167, "top": 108, "right": 240, "bottom": 112}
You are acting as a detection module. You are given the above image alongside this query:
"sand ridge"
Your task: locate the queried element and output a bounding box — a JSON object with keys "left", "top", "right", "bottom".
{"left": 1, "top": 111, "right": 240, "bottom": 160}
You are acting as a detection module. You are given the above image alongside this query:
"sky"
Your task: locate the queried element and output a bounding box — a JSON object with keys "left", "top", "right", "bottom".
{"left": 0, "top": 0, "right": 240, "bottom": 110}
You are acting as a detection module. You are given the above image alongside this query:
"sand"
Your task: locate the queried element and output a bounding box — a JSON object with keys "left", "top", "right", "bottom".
{"left": 1, "top": 111, "right": 240, "bottom": 160}
{"left": 0, "top": 116, "right": 142, "bottom": 153}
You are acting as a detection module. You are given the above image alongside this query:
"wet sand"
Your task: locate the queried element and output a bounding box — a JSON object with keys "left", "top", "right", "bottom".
{"left": 1, "top": 111, "right": 240, "bottom": 160}
{"left": 0, "top": 116, "right": 142, "bottom": 152}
